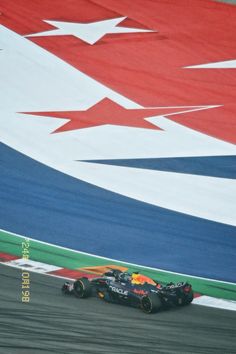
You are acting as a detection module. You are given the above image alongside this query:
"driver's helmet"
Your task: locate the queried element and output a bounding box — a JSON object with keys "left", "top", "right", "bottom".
{"left": 118, "top": 272, "right": 131, "bottom": 283}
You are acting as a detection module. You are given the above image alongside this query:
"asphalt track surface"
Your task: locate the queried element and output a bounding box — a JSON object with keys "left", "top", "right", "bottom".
{"left": 1, "top": 264, "right": 236, "bottom": 354}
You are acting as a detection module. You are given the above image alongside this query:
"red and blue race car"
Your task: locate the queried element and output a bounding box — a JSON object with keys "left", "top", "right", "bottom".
{"left": 62, "top": 269, "right": 194, "bottom": 314}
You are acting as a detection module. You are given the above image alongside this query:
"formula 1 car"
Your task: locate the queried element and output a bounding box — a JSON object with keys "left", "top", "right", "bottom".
{"left": 62, "top": 270, "right": 193, "bottom": 313}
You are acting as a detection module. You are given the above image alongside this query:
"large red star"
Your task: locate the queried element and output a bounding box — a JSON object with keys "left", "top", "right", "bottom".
{"left": 22, "top": 98, "right": 209, "bottom": 133}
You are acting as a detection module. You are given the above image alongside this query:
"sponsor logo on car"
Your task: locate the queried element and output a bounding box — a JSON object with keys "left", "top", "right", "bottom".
{"left": 109, "top": 286, "right": 128, "bottom": 296}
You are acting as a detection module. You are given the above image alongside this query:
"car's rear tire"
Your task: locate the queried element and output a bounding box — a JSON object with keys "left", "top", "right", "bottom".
{"left": 74, "top": 277, "right": 92, "bottom": 298}
{"left": 175, "top": 289, "right": 194, "bottom": 306}
{"left": 140, "top": 293, "right": 162, "bottom": 314}
{"left": 182, "top": 289, "right": 194, "bottom": 305}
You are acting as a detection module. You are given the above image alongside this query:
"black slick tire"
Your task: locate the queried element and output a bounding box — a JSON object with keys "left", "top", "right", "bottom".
{"left": 182, "top": 289, "right": 194, "bottom": 305}
{"left": 140, "top": 293, "right": 162, "bottom": 314}
{"left": 73, "top": 277, "right": 92, "bottom": 298}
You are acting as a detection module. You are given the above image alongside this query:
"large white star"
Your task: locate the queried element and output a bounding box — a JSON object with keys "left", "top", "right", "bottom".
{"left": 26, "top": 17, "right": 155, "bottom": 45}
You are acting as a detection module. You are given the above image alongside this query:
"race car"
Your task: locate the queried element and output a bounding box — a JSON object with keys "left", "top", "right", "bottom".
{"left": 61, "top": 270, "right": 194, "bottom": 314}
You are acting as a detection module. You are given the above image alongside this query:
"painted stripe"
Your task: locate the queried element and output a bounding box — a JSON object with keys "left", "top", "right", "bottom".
{"left": 84, "top": 155, "right": 236, "bottom": 179}
{"left": 185, "top": 59, "right": 236, "bottom": 69}
{"left": 50, "top": 268, "right": 96, "bottom": 279}
{"left": 4, "top": 258, "right": 61, "bottom": 273}
{"left": 193, "top": 296, "right": 236, "bottom": 311}
{"left": 0, "top": 253, "right": 19, "bottom": 262}
{"left": 74, "top": 161, "right": 236, "bottom": 226}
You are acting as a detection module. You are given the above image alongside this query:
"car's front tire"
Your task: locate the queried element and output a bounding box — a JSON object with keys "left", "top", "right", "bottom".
{"left": 73, "top": 277, "right": 92, "bottom": 298}
{"left": 140, "top": 293, "right": 162, "bottom": 314}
